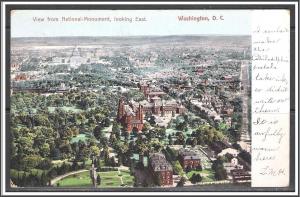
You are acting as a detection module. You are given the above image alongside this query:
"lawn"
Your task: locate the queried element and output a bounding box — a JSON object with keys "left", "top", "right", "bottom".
{"left": 98, "top": 171, "right": 134, "bottom": 188}
{"left": 186, "top": 168, "right": 215, "bottom": 182}
{"left": 122, "top": 175, "right": 134, "bottom": 185}
{"left": 165, "top": 128, "right": 178, "bottom": 136}
{"left": 119, "top": 170, "right": 130, "bottom": 175}
{"left": 55, "top": 170, "right": 134, "bottom": 188}
{"left": 48, "top": 106, "right": 83, "bottom": 113}
{"left": 70, "top": 133, "right": 100, "bottom": 144}
{"left": 100, "top": 176, "right": 122, "bottom": 187}
{"left": 166, "top": 127, "right": 195, "bottom": 137}
{"left": 99, "top": 171, "right": 119, "bottom": 177}
{"left": 56, "top": 171, "right": 92, "bottom": 187}
{"left": 70, "top": 134, "right": 89, "bottom": 144}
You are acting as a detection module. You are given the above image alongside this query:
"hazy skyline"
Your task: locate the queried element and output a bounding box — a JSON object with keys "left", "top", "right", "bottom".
{"left": 11, "top": 10, "right": 251, "bottom": 37}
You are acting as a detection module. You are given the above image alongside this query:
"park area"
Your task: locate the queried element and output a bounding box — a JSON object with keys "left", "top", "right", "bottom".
{"left": 55, "top": 170, "right": 134, "bottom": 188}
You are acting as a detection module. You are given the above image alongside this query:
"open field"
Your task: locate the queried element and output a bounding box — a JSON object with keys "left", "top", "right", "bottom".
{"left": 56, "top": 170, "right": 134, "bottom": 188}
{"left": 56, "top": 171, "right": 92, "bottom": 187}
{"left": 48, "top": 106, "right": 84, "bottom": 113}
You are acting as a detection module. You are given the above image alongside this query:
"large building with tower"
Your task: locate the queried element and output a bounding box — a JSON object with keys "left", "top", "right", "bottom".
{"left": 117, "top": 97, "right": 144, "bottom": 133}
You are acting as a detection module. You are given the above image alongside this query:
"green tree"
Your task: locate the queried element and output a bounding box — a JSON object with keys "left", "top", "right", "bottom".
{"left": 95, "top": 159, "right": 101, "bottom": 171}
{"left": 173, "top": 161, "right": 184, "bottom": 176}
{"left": 190, "top": 173, "right": 202, "bottom": 184}
{"left": 38, "top": 158, "right": 52, "bottom": 170}
{"left": 142, "top": 122, "right": 151, "bottom": 132}
{"left": 40, "top": 143, "right": 50, "bottom": 157}
{"left": 22, "top": 155, "right": 42, "bottom": 170}
{"left": 150, "top": 140, "right": 163, "bottom": 152}
{"left": 192, "top": 138, "right": 197, "bottom": 147}
{"left": 93, "top": 125, "right": 104, "bottom": 140}
{"left": 176, "top": 176, "right": 186, "bottom": 187}
{"left": 90, "top": 145, "right": 100, "bottom": 157}
{"left": 212, "top": 157, "right": 227, "bottom": 180}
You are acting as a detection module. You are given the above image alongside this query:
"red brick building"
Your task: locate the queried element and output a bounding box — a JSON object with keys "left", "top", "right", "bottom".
{"left": 117, "top": 97, "right": 144, "bottom": 133}
{"left": 136, "top": 96, "right": 186, "bottom": 117}
{"left": 178, "top": 149, "right": 201, "bottom": 170}
{"left": 149, "top": 153, "right": 173, "bottom": 186}
{"left": 135, "top": 82, "right": 187, "bottom": 117}
{"left": 138, "top": 83, "right": 166, "bottom": 98}
{"left": 14, "top": 74, "right": 27, "bottom": 81}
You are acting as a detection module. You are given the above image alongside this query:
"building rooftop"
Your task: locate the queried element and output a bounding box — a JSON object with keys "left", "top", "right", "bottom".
{"left": 124, "top": 105, "right": 135, "bottom": 116}
{"left": 149, "top": 153, "right": 173, "bottom": 172}
{"left": 179, "top": 148, "right": 201, "bottom": 160}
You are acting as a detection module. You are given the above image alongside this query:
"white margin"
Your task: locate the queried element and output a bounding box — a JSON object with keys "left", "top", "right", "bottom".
{"left": 1, "top": 1, "right": 298, "bottom": 196}
{"left": 1, "top": 0, "right": 7, "bottom": 196}
{"left": 294, "top": 1, "right": 299, "bottom": 196}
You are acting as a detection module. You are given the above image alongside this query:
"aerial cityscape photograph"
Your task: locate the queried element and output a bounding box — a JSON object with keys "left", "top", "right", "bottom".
{"left": 8, "top": 10, "right": 252, "bottom": 190}
{"left": 9, "top": 35, "right": 251, "bottom": 189}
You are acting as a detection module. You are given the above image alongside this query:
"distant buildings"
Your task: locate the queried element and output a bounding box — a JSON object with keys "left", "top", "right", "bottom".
{"left": 135, "top": 97, "right": 186, "bottom": 117}
{"left": 138, "top": 83, "right": 167, "bottom": 98}
{"left": 136, "top": 82, "right": 186, "bottom": 116}
{"left": 69, "top": 46, "right": 87, "bottom": 68}
{"left": 14, "top": 73, "right": 28, "bottom": 81}
{"left": 149, "top": 153, "right": 173, "bottom": 186}
{"left": 11, "top": 63, "right": 20, "bottom": 71}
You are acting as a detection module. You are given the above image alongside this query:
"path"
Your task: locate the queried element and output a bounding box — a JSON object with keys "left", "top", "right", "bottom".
{"left": 50, "top": 169, "right": 88, "bottom": 186}
{"left": 117, "top": 166, "right": 129, "bottom": 185}
{"left": 117, "top": 169, "right": 124, "bottom": 185}
{"left": 239, "top": 61, "right": 251, "bottom": 144}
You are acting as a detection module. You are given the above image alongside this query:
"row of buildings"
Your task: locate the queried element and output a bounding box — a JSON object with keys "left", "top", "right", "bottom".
{"left": 148, "top": 149, "right": 202, "bottom": 186}
{"left": 147, "top": 147, "right": 250, "bottom": 186}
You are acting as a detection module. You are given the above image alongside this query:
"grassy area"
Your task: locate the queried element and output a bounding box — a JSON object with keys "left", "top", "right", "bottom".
{"left": 122, "top": 175, "right": 134, "bottom": 185}
{"left": 70, "top": 134, "right": 89, "bottom": 144}
{"left": 70, "top": 133, "right": 100, "bottom": 144}
{"left": 186, "top": 168, "right": 215, "bottom": 182}
{"left": 99, "top": 171, "right": 119, "bottom": 177}
{"left": 55, "top": 170, "right": 134, "bottom": 188}
{"left": 119, "top": 170, "right": 134, "bottom": 186}
{"left": 100, "top": 176, "right": 122, "bottom": 187}
{"left": 56, "top": 171, "right": 92, "bottom": 187}
{"left": 48, "top": 106, "right": 83, "bottom": 113}
{"left": 166, "top": 128, "right": 178, "bottom": 135}
{"left": 99, "top": 170, "right": 134, "bottom": 188}
{"left": 120, "top": 170, "right": 130, "bottom": 174}
{"left": 166, "top": 127, "right": 195, "bottom": 137}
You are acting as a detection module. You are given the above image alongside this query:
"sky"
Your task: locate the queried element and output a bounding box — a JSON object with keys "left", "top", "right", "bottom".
{"left": 11, "top": 10, "right": 251, "bottom": 37}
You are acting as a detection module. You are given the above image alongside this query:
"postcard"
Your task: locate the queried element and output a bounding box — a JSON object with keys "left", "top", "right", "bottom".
{"left": 0, "top": 1, "right": 298, "bottom": 196}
